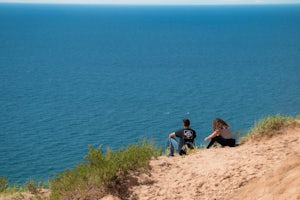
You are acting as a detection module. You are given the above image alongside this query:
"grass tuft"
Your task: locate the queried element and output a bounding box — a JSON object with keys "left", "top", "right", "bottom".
{"left": 49, "top": 139, "right": 161, "bottom": 200}
{"left": 0, "top": 176, "right": 8, "bottom": 192}
{"left": 25, "top": 179, "right": 43, "bottom": 195}
{"left": 240, "top": 114, "right": 298, "bottom": 144}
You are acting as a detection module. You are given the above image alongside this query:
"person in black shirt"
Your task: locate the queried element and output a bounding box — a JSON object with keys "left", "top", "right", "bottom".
{"left": 167, "top": 119, "right": 196, "bottom": 156}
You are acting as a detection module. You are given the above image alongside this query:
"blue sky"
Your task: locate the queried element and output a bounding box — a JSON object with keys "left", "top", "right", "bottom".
{"left": 0, "top": 0, "right": 299, "bottom": 4}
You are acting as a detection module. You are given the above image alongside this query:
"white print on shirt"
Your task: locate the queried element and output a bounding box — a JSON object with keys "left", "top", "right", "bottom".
{"left": 184, "top": 130, "right": 193, "bottom": 139}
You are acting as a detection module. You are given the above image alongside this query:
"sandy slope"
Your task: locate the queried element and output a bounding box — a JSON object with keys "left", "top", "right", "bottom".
{"left": 1, "top": 125, "right": 299, "bottom": 200}
{"left": 124, "top": 125, "right": 300, "bottom": 200}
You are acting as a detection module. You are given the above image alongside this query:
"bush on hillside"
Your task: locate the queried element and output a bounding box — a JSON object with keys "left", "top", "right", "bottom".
{"left": 25, "top": 179, "right": 42, "bottom": 195}
{"left": 240, "top": 114, "right": 298, "bottom": 144}
{"left": 0, "top": 176, "right": 8, "bottom": 192}
{"left": 50, "top": 139, "right": 161, "bottom": 200}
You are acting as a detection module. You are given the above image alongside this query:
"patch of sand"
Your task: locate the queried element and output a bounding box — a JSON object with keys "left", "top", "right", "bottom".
{"left": 2, "top": 125, "right": 299, "bottom": 200}
{"left": 126, "top": 125, "right": 300, "bottom": 200}
{"left": 0, "top": 189, "right": 50, "bottom": 200}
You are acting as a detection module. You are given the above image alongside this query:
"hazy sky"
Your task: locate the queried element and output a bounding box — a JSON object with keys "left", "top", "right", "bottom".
{"left": 0, "top": 0, "right": 300, "bottom": 4}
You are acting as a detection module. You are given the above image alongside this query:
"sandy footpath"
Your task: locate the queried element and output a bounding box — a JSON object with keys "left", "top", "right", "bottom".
{"left": 124, "top": 125, "right": 300, "bottom": 200}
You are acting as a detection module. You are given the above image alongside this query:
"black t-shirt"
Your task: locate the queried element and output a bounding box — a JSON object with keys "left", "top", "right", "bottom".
{"left": 175, "top": 128, "right": 196, "bottom": 149}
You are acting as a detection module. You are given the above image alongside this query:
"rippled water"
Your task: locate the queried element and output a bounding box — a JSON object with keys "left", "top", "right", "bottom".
{"left": 0, "top": 4, "right": 300, "bottom": 183}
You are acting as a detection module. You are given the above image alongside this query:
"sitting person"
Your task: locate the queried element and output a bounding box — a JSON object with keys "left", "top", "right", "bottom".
{"left": 167, "top": 118, "right": 196, "bottom": 156}
{"left": 204, "top": 118, "right": 236, "bottom": 149}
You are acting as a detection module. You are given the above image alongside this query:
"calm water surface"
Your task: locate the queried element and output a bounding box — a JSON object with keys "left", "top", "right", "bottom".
{"left": 0, "top": 4, "right": 300, "bottom": 183}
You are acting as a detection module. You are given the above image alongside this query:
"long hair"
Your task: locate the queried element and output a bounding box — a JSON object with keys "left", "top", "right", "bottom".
{"left": 212, "top": 118, "right": 229, "bottom": 131}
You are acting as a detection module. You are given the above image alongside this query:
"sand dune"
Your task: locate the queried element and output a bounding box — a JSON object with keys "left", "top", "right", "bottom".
{"left": 2, "top": 125, "right": 299, "bottom": 200}
{"left": 123, "top": 125, "right": 300, "bottom": 200}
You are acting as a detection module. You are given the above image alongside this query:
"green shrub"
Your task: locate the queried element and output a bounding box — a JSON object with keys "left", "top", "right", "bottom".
{"left": 0, "top": 176, "right": 8, "bottom": 192}
{"left": 50, "top": 139, "right": 161, "bottom": 200}
{"left": 240, "top": 114, "right": 297, "bottom": 143}
{"left": 25, "top": 179, "right": 42, "bottom": 194}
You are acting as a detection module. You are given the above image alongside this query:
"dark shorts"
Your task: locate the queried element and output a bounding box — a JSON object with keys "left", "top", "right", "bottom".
{"left": 207, "top": 135, "right": 236, "bottom": 149}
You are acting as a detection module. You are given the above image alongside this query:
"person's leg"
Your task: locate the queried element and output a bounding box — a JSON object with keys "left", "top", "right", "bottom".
{"left": 207, "top": 136, "right": 236, "bottom": 148}
{"left": 227, "top": 139, "right": 236, "bottom": 147}
{"left": 167, "top": 138, "right": 178, "bottom": 156}
{"left": 215, "top": 136, "right": 228, "bottom": 147}
{"left": 214, "top": 136, "right": 236, "bottom": 147}
{"left": 206, "top": 138, "right": 216, "bottom": 149}
{"left": 207, "top": 136, "right": 227, "bottom": 148}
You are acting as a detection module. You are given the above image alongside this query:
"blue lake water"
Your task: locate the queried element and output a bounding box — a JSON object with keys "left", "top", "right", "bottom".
{"left": 0, "top": 4, "right": 300, "bottom": 184}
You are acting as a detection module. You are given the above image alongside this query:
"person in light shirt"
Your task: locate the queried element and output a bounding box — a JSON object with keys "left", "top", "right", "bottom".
{"left": 204, "top": 118, "right": 236, "bottom": 149}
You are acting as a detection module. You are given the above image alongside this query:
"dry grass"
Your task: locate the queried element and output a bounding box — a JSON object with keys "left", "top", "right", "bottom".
{"left": 240, "top": 114, "right": 299, "bottom": 144}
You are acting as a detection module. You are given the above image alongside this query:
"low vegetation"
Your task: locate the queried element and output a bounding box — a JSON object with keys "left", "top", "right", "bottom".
{"left": 0, "top": 176, "right": 8, "bottom": 193}
{"left": 240, "top": 114, "right": 299, "bottom": 144}
{"left": 50, "top": 139, "right": 161, "bottom": 200}
{"left": 2, "top": 114, "right": 299, "bottom": 199}
{"left": 0, "top": 177, "right": 48, "bottom": 200}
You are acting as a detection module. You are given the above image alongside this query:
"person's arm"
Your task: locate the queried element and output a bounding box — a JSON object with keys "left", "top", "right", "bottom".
{"left": 169, "top": 132, "right": 176, "bottom": 138}
{"left": 204, "top": 130, "right": 220, "bottom": 141}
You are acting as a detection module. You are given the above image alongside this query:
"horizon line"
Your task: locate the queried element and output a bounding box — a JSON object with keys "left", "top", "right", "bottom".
{"left": 1, "top": 2, "right": 300, "bottom": 5}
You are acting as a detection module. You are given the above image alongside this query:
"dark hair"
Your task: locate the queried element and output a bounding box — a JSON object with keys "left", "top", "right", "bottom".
{"left": 212, "top": 118, "right": 229, "bottom": 131}
{"left": 183, "top": 118, "right": 190, "bottom": 127}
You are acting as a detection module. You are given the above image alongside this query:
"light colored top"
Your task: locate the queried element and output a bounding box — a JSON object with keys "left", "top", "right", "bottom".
{"left": 217, "top": 127, "right": 234, "bottom": 139}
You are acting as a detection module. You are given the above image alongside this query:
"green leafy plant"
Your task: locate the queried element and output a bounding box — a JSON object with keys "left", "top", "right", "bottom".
{"left": 25, "top": 179, "right": 42, "bottom": 194}
{"left": 50, "top": 139, "right": 161, "bottom": 200}
{"left": 0, "top": 176, "right": 8, "bottom": 192}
